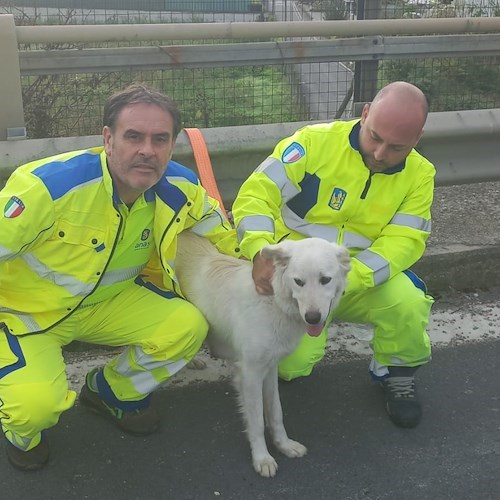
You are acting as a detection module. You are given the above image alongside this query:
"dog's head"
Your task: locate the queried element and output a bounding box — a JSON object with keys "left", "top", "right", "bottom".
{"left": 261, "top": 238, "right": 351, "bottom": 336}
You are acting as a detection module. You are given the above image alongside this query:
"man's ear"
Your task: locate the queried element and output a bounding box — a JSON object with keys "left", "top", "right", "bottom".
{"left": 360, "top": 103, "right": 370, "bottom": 124}
{"left": 103, "top": 126, "right": 112, "bottom": 155}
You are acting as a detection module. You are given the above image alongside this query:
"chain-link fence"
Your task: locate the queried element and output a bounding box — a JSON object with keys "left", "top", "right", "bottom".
{"left": 2, "top": 0, "right": 500, "bottom": 138}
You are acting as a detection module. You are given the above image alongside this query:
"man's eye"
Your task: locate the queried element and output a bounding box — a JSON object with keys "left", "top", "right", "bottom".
{"left": 320, "top": 276, "right": 332, "bottom": 285}
{"left": 294, "top": 278, "right": 305, "bottom": 287}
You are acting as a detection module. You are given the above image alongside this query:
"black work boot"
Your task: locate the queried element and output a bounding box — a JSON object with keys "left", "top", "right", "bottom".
{"left": 6, "top": 437, "right": 49, "bottom": 471}
{"left": 381, "top": 366, "right": 422, "bottom": 428}
{"left": 79, "top": 368, "right": 160, "bottom": 436}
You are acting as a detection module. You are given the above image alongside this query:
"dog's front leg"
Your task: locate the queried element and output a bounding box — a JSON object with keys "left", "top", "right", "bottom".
{"left": 263, "top": 366, "right": 307, "bottom": 459}
{"left": 236, "top": 362, "right": 278, "bottom": 478}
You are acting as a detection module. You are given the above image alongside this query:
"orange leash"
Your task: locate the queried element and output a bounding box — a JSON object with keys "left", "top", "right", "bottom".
{"left": 183, "top": 127, "right": 229, "bottom": 221}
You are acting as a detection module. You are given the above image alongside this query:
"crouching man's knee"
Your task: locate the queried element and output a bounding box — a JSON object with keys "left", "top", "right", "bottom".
{"left": 2, "top": 381, "right": 75, "bottom": 448}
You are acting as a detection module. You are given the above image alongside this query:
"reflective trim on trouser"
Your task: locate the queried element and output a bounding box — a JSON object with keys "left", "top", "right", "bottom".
{"left": 0, "top": 329, "right": 75, "bottom": 451}
{"left": 277, "top": 272, "right": 434, "bottom": 380}
{"left": 0, "top": 282, "right": 208, "bottom": 447}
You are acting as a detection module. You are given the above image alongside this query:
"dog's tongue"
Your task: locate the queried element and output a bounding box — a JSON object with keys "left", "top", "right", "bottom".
{"left": 306, "top": 323, "right": 325, "bottom": 337}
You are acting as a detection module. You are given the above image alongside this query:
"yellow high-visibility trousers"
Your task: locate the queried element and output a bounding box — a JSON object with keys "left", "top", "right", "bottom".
{"left": 278, "top": 272, "right": 434, "bottom": 381}
{"left": 0, "top": 282, "right": 207, "bottom": 451}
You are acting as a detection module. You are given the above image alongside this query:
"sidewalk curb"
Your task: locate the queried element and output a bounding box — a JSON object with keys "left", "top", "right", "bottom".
{"left": 413, "top": 244, "right": 500, "bottom": 293}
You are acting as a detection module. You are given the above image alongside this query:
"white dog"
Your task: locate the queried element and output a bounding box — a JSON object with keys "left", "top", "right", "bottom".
{"left": 175, "top": 231, "right": 350, "bottom": 478}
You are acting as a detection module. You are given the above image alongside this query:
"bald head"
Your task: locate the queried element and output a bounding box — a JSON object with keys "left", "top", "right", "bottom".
{"left": 371, "top": 81, "right": 428, "bottom": 129}
{"left": 358, "top": 82, "right": 428, "bottom": 172}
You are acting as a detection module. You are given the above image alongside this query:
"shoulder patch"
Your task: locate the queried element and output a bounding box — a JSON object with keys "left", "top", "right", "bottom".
{"left": 4, "top": 196, "right": 25, "bottom": 218}
{"left": 282, "top": 142, "right": 305, "bottom": 164}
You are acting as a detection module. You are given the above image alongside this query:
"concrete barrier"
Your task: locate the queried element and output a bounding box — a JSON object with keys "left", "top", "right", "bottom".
{"left": 1, "top": 109, "right": 500, "bottom": 204}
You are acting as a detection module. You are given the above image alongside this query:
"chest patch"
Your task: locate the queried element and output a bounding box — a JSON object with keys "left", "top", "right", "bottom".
{"left": 328, "top": 188, "right": 347, "bottom": 211}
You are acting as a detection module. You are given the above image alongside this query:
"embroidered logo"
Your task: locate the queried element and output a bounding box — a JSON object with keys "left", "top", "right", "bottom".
{"left": 135, "top": 228, "right": 151, "bottom": 250}
{"left": 4, "top": 196, "right": 25, "bottom": 218}
{"left": 329, "top": 188, "right": 347, "bottom": 211}
{"left": 282, "top": 142, "right": 305, "bottom": 164}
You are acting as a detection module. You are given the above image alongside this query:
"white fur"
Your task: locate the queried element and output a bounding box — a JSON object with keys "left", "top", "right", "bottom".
{"left": 175, "top": 231, "right": 350, "bottom": 478}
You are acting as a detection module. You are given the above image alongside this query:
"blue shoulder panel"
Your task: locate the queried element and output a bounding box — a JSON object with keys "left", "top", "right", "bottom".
{"left": 154, "top": 162, "right": 190, "bottom": 214}
{"left": 166, "top": 160, "right": 199, "bottom": 185}
{"left": 32, "top": 151, "right": 103, "bottom": 201}
{"left": 286, "top": 172, "right": 321, "bottom": 219}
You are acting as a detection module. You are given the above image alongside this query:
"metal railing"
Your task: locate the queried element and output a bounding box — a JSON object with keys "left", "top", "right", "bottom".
{"left": 2, "top": 14, "right": 500, "bottom": 140}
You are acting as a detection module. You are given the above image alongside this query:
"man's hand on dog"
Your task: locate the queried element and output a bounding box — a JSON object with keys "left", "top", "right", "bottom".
{"left": 252, "top": 253, "right": 274, "bottom": 295}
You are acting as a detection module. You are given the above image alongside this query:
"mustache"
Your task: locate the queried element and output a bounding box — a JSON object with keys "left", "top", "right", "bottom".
{"left": 132, "top": 159, "right": 159, "bottom": 169}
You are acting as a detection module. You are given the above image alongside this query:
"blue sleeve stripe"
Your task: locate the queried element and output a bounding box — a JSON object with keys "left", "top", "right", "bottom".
{"left": 32, "top": 151, "right": 103, "bottom": 201}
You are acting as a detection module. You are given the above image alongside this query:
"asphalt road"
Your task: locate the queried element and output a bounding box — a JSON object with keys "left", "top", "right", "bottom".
{"left": 2, "top": 311, "right": 500, "bottom": 499}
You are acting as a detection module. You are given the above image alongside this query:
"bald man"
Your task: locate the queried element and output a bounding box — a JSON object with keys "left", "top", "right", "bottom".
{"left": 232, "top": 81, "right": 435, "bottom": 428}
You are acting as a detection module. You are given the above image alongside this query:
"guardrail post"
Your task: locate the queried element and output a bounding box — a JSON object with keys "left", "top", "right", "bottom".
{"left": 353, "top": 0, "right": 381, "bottom": 115}
{"left": 0, "top": 15, "right": 26, "bottom": 142}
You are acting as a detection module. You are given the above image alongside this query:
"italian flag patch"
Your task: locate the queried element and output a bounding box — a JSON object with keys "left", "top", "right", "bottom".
{"left": 4, "top": 196, "right": 25, "bottom": 218}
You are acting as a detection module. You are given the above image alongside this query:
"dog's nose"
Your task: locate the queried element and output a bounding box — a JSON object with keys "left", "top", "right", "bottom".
{"left": 305, "top": 311, "right": 322, "bottom": 325}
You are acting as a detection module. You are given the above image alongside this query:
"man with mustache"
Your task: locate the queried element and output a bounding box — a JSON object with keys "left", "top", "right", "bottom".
{"left": 232, "top": 81, "right": 435, "bottom": 429}
{"left": 0, "top": 83, "right": 235, "bottom": 470}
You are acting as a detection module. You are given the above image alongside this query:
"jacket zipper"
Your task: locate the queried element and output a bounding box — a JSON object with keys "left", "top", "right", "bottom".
{"left": 360, "top": 171, "right": 373, "bottom": 199}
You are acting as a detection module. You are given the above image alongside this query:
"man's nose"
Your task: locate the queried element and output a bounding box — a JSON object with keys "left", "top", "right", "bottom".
{"left": 373, "top": 143, "right": 387, "bottom": 161}
{"left": 138, "top": 139, "right": 154, "bottom": 156}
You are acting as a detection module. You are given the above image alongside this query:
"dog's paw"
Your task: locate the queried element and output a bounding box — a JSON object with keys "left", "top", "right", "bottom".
{"left": 275, "top": 438, "right": 307, "bottom": 458}
{"left": 187, "top": 357, "right": 207, "bottom": 370}
{"left": 253, "top": 454, "right": 279, "bottom": 478}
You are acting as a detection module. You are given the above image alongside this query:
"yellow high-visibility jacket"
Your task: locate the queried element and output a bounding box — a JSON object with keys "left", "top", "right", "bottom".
{"left": 0, "top": 147, "right": 236, "bottom": 336}
{"left": 232, "top": 120, "right": 436, "bottom": 293}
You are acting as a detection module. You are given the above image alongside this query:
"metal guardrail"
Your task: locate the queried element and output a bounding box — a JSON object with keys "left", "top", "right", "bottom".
{"left": 1, "top": 109, "right": 499, "bottom": 204}
{"left": 13, "top": 17, "right": 500, "bottom": 43}
{"left": 18, "top": 34, "right": 500, "bottom": 75}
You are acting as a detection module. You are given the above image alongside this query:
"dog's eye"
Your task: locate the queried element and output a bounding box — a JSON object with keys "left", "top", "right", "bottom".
{"left": 294, "top": 278, "right": 305, "bottom": 287}
{"left": 320, "top": 276, "right": 332, "bottom": 285}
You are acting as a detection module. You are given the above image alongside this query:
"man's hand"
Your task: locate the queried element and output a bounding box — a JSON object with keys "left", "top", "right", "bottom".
{"left": 252, "top": 252, "right": 274, "bottom": 295}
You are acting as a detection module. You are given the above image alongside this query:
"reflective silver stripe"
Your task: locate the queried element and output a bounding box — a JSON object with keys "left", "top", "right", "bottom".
{"left": 167, "top": 176, "right": 186, "bottom": 183}
{"left": 282, "top": 205, "right": 340, "bottom": 242}
{"left": 21, "top": 253, "right": 94, "bottom": 296}
{"left": 389, "top": 355, "right": 431, "bottom": 365}
{"left": 99, "top": 264, "right": 147, "bottom": 286}
{"left": 236, "top": 215, "right": 275, "bottom": 242}
{"left": 259, "top": 158, "right": 300, "bottom": 202}
{"left": 191, "top": 209, "right": 226, "bottom": 236}
{"left": 115, "top": 346, "right": 188, "bottom": 395}
{"left": 355, "top": 249, "right": 390, "bottom": 285}
{"left": 0, "top": 244, "right": 13, "bottom": 261}
{"left": 63, "top": 176, "right": 102, "bottom": 196}
{"left": 369, "top": 358, "right": 389, "bottom": 378}
{"left": 203, "top": 192, "right": 213, "bottom": 214}
{"left": 0, "top": 307, "right": 42, "bottom": 332}
{"left": 6, "top": 433, "right": 34, "bottom": 452}
{"left": 342, "top": 231, "right": 373, "bottom": 249}
{"left": 390, "top": 213, "right": 432, "bottom": 232}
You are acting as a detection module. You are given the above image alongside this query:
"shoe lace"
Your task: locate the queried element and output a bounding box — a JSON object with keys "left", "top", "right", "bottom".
{"left": 385, "top": 376, "right": 416, "bottom": 399}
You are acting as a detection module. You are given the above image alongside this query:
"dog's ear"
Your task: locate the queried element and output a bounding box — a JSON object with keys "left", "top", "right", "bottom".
{"left": 332, "top": 244, "right": 351, "bottom": 274}
{"left": 261, "top": 242, "right": 291, "bottom": 265}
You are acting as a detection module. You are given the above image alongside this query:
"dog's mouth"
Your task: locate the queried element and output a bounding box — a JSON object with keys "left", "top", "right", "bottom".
{"left": 306, "top": 323, "right": 325, "bottom": 337}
